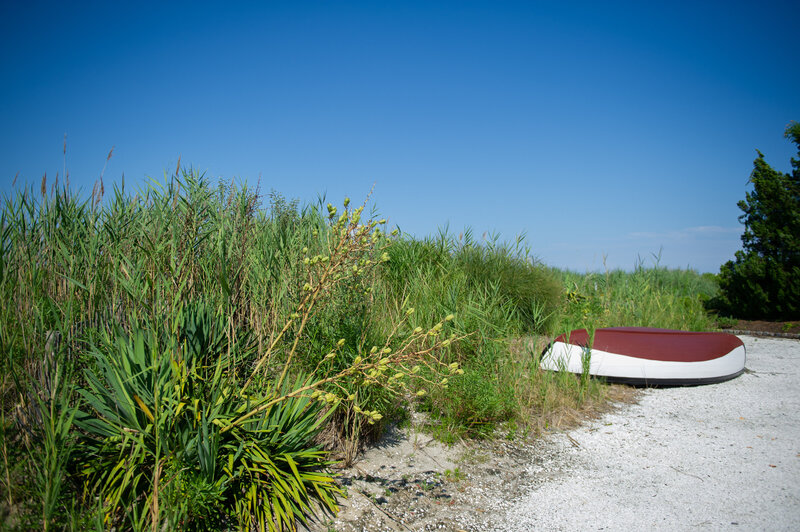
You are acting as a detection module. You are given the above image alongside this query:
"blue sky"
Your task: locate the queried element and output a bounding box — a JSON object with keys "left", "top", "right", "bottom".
{"left": 1, "top": 1, "right": 797, "bottom": 272}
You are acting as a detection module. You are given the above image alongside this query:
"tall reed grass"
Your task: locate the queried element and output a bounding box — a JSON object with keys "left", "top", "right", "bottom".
{"left": 1, "top": 173, "right": 460, "bottom": 530}
{"left": 554, "top": 258, "right": 718, "bottom": 333}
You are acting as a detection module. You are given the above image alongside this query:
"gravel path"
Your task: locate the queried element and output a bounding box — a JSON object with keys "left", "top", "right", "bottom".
{"left": 491, "top": 335, "right": 800, "bottom": 531}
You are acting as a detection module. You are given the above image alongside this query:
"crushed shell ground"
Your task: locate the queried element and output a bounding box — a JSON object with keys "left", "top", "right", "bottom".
{"left": 306, "top": 335, "right": 800, "bottom": 531}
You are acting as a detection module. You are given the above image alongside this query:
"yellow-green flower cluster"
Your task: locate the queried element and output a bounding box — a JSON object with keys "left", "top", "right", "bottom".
{"left": 353, "top": 405, "right": 383, "bottom": 424}
{"left": 260, "top": 196, "right": 469, "bottom": 444}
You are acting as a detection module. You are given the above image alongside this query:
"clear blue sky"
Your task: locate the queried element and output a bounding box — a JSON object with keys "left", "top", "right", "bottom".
{"left": 2, "top": 0, "right": 797, "bottom": 272}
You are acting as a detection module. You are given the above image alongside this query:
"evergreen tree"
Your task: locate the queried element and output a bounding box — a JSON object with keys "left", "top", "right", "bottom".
{"left": 718, "top": 122, "right": 800, "bottom": 319}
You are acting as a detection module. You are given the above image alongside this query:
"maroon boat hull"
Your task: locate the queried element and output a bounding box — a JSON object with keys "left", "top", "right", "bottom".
{"left": 542, "top": 327, "right": 746, "bottom": 386}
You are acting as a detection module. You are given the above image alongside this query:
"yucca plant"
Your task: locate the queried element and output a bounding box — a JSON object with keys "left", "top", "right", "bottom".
{"left": 226, "top": 375, "right": 339, "bottom": 531}
{"left": 76, "top": 323, "right": 194, "bottom": 529}
{"left": 75, "top": 302, "right": 340, "bottom": 531}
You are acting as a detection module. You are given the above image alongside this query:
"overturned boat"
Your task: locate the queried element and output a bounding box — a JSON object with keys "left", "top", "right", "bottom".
{"left": 541, "top": 327, "right": 746, "bottom": 386}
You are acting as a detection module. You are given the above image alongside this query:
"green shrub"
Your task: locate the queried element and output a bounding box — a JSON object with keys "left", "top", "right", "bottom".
{"left": 718, "top": 254, "right": 800, "bottom": 319}
{"left": 382, "top": 231, "right": 562, "bottom": 436}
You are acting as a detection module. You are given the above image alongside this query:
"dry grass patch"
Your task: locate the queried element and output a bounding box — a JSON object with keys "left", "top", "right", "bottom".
{"left": 505, "top": 336, "right": 640, "bottom": 438}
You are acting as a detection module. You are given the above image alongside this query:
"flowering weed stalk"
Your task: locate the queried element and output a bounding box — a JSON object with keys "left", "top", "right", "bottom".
{"left": 230, "top": 197, "right": 465, "bottom": 434}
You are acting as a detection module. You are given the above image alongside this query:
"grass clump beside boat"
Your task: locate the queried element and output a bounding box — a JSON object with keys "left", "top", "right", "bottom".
{"left": 555, "top": 261, "right": 719, "bottom": 333}
{"left": 0, "top": 171, "right": 720, "bottom": 530}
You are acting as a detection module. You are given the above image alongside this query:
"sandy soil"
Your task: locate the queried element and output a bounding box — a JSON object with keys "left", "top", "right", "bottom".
{"left": 312, "top": 335, "right": 800, "bottom": 531}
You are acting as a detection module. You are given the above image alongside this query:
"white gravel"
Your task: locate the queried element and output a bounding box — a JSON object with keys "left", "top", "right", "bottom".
{"left": 492, "top": 335, "right": 800, "bottom": 531}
